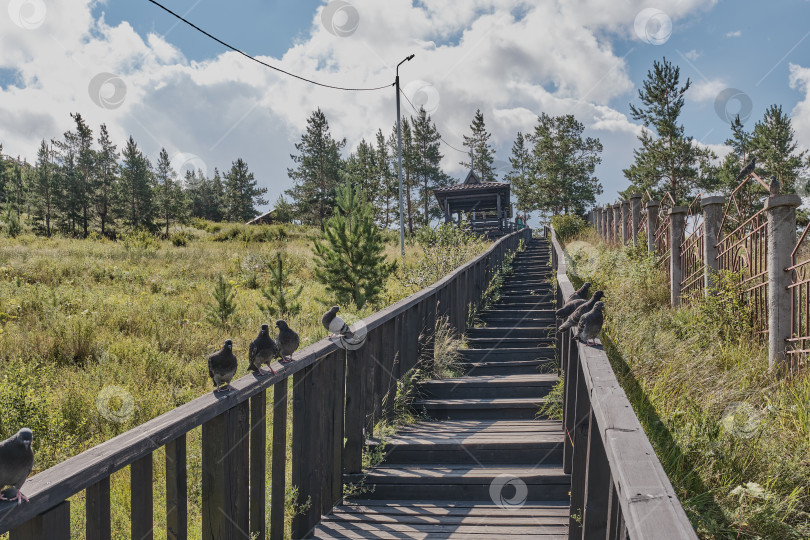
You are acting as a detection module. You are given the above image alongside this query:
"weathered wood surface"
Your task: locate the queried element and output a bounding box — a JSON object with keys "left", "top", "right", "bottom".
{"left": 551, "top": 229, "right": 698, "bottom": 539}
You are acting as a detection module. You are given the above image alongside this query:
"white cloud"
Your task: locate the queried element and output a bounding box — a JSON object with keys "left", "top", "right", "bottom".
{"left": 789, "top": 63, "right": 810, "bottom": 153}
{"left": 690, "top": 78, "right": 727, "bottom": 103}
{"left": 684, "top": 49, "right": 701, "bottom": 61}
{"left": 725, "top": 30, "right": 742, "bottom": 37}
{"left": 0, "top": 0, "right": 719, "bottom": 206}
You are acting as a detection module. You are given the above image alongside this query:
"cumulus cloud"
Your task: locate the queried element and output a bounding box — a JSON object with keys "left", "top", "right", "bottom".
{"left": 789, "top": 63, "right": 810, "bottom": 153}
{"left": 690, "top": 78, "right": 727, "bottom": 103}
{"left": 725, "top": 30, "right": 742, "bottom": 38}
{"left": 0, "top": 0, "right": 719, "bottom": 204}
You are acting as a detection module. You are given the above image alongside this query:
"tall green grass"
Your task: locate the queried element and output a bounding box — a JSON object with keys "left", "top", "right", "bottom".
{"left": 564, "top": 229, "right": 810, "bottom": 539}
{"left": 0, "top": 222, "right": 488, "bottom": 538}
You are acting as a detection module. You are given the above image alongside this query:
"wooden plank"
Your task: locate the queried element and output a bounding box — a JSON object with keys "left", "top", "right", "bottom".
{"left": 9, "top": 500, "right": 69, "bottom": 540}
{"left": 343, "top": 347, "right": 365, "bottom": 474}
{"left": 130, "top": 454, "right": 153, "bottom": 540}
{"left": 582, "top": 411, "right": 610, "bottom": 539}
{"left": 250, "top": 390, "right": 267, "bottom": 540}
{"left": 292, "top": 362, "right": 322, "bottom": 538}
{"left": 332, "top": 352, "right": 347, "bottom": 506}
{"left": 321, "top": 353, "right": 336, "bottom": 516}
{"left": 86, "top": 477, "right": 111, "bottom": 540}
{"left": 270, "top": 380, "right": 287, "bottom": 540}
{"left": 568, "top": 361, "right": 589, "bottom": 540}
{"left": 165, "top": 434, "right": 187, "bottom": 540}
{"left": 201, "top": 402, "right": 250, "bottom": 539}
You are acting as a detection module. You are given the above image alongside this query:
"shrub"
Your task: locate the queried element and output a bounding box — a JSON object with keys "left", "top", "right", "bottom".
{"left": 402, "top": 222, "right": 487, "bottom": 290}
{"left": 551, "top": 214, "right": 588, "bottom": 242}
{"left": 205, "top": 275, "right": 237, "bottom": 328}
{"left": 170, "top": 231, "right": 191, "bottom": 247}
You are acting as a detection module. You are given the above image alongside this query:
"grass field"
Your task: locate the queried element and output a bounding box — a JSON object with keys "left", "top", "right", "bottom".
{"left": 0, "top": 220, "right": 488, "bottom": 538}
{"left": 563, "top": 230, "right": 810, "bottom": 539}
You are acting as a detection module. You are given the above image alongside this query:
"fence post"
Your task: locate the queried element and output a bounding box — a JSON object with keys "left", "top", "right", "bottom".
{"left": 612, "top": 203, "right": 621, "bottom": 244}
{"left": 765, "top": 193, "right": 801, "bottom": 370}
{"left": 669, "top": 206, "right": 688, "bottom": 307}
{"left": 621, "top": 199, "right": 630, "bottom": 244}
{"left": 646, "top": 200, "right": 660, "bottom": 253}
{"left": 630, "top": 193, "right": 642, "bottom": 245}
{"left": 700, "top": 196, "right": 724, "bottom": 295}
{"left": 594, "top": 207, "right": 600, "bottom": 237}
{"left": 605, "top": 205, "right": 613, "bottom": 244}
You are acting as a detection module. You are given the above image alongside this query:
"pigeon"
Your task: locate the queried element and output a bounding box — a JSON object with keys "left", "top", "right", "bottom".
{"left": 736, "top": 157, "right": 756, "bottom": 181}
{"left": 558, "top": 291, "right": 605, "bottom": 333}
{"left": 555, "top": 298, "right": 585, "bottom": 319}
{"left": 276, "top": 320, "right": 300, "bottom": 363}
{"left": 566, "top": 282, "right": 591, "bottom": 303}
{"left": 575, "top": 301, "right": 605, "bottom": 345}
{"left": 322, "top": 306, "right": 353, "bottom": 339}
{"left": 208, "top": 339, "right": 238, "bottom": 393}
{"left": 769, "top": 176, "right": 780, "bottom": 196}
{"left": 248, "top": 324, "right": 279, "bottom": 376}
{"left": 0, "top": 428, "right": 34, "bottom": 505}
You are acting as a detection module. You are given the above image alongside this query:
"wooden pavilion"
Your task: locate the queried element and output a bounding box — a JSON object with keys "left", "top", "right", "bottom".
{"left": 434, "top": 170, "right": 513, "bottom": 237}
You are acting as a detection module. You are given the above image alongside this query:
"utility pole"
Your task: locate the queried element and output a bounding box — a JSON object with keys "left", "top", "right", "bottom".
{"left": 396, "top": 53, "right": 415, "bottom": 257}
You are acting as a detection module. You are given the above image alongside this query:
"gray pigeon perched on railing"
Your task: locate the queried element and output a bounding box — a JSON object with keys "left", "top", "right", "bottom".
{"left": 208, "top": 339, "right": 238, "bottom": 392}
{"left": 322, "top": 306, "right": 353, "bottom": 339}
{"left": 276, "top": 320, "right": 300, "bottom": 363}
{"left": 558, "top": 291, "right": 605, "bottom": 333}
{"left": 566, "top": 282, "right": 591, "bottom": 303}
{"left": 555, "top": 298, "right": 585, "bottom": 319}
{"left": 736, "top": 157, "right": 756, "bottom": 181}
{"left": 575, "top": 301, "right": 604, "bottom": 345}
{"left": 248, "top": 324, "right": 279, "bottom": 376}
{"left": 0, "top": 428, "right": 34, "bottom": 505}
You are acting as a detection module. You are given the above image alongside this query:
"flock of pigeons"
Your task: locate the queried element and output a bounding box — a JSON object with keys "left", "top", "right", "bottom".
{"left": 555, "top": 282, "right": 605, "bottom": 345}
{"left": 0, "top": 307, "right": 358, "bottom": 508}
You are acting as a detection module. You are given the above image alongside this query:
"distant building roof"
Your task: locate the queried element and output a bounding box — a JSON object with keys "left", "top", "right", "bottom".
{"left": 434, "top": 181, "right": 509, "bottom": 195}
{"left": 463, "top": 170, "right": 482, "bottom": 185}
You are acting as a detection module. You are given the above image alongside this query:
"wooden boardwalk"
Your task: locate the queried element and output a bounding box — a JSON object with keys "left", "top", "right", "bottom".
{"left": 314, "top": 238, "right": 570, "bottom": 539}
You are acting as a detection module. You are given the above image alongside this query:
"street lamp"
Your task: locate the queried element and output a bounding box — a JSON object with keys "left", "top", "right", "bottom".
{"left": 396, "top": 53, "right": 414, "bottom": 257}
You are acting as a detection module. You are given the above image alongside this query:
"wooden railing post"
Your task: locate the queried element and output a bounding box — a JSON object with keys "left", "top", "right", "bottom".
{"left": 201, "top": 402, "right": 250, "bottom": 540}
{"left": 669, "top": 206, "right": 688, "bottom": 307}
{"left": 86, "top": 477, "right": 111, "bottom": 540}
{"left": 250, "top": 390, "right": 267, "bottom": 540}
{"left": 600, "top": 207, "right": 607, "bottom": 241}
{"left": 165, "top": 435, "right": 187, "bottom": 540}
{"left": 343, "top": 348, "right": 365, "bottom": 475}
{"left": 605, "top": 206, "right": 614, "bottom": 244}
{"left": 646, "top": 201, "right": 660, "bottom": 253}
{"left": 701, "top": 196, "right": 724, "bottom": 295}
{"left": 270, "top": 381, "right": 287, "bottom": 540}
{"left": 568, "top": 358, "right": 590, "bottom": 540}
{"left": 582, "top": 411, "right": 611, "bottom": 538}
{"left": 9, "top": 501, "right": 70, "bottom": 540}
{"left": 630, "top": 193, "right": 642, "bottom": 245}
{"left": 765, "top": 193, "right": 801, "bottom": 369}
{"left": 621, "top": 199, "right": 630, "bottom": 244}
{"left": 131, "top": 454, "right": 153, "bottom": 540}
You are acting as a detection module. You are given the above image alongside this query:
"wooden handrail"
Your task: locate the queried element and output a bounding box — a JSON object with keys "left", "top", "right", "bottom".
{"left": 551, "top": 228, "right": 697, "bottom": 539}
{"left": 0, "top": 227, "right": 533, "bottom": 538}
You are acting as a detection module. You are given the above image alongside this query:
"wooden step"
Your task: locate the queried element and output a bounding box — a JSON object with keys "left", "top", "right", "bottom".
{"left": 478, "top": 309, "right": 555, "bottom": 319}
{"left": 413, "top": 397, "right": 547, "bottom": 420}
{"left": 458, "top": 348, "right": 555, "bottom": 362}
{"left": 466, "top": 327, "right": 554, "bottom": 339}
{"left": 463, "top": 359, "right": 555, "bottom": 376}
{"left": 465, "top": 336, "right": 555, "bottom": 349}
{"left": 344, "top": 464, "right": 570, "bottom": 501}
{"left": 418, "top": 374, "right": 557, "bottom": 399}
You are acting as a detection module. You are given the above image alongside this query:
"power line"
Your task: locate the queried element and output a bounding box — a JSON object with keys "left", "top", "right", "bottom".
{"left": 398, "top": 88, "right": 468, "bottom": 155}
{"left": 145, "top": 0, "right": 393, "bottom": 92}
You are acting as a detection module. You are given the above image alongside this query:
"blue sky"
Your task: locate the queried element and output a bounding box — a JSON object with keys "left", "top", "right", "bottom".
{"left": 1, "top": 0, "right": 809, "bottom": 217}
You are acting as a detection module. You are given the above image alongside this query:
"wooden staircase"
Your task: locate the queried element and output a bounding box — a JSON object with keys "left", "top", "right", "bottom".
{"left": 313, "top": 238, "right": 569, "bottom": 539}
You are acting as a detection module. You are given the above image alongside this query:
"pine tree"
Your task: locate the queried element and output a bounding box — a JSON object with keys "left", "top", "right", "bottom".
{"left": 206, "top": 275, "right": 237, "bottom": 328}
{"left": 504, "top": 132, "right": 534, "bottom": 213}
{"left": 54, "top": 113, "right": 96, "bottom": 236}
{"left": 750, "top": 104, "right": 806, "bottom": 190}
{"left": 119, "top": 136, "right": 155, "bottom": 230}
{"left": 375, "top": 129, "right": 396, "bottom": 228}
{"left": 389, "top": 118, "right": 418, "bottom": 233}
{"left": 623, "top": 57, "right": 712, "bottom": 202}
{"left": 95, "top": 125, "right": 119, "bottom": 237}
{"left": 459, "top": 109, "right": 496, "bottom": 181}
{"left": 31, "top": 140, "right": 58, "bottom": 235}
{"left": 313, "top": 182, "right": 396, "bottom": 308}
{"left": 272, "top": 194, "right": 294, "bottom": 223}
{"left": 286, "top": 109, "right": 346, "bottom": 229}
{"left": 155, "top": 148, "right": 186, "bottom": 236}
{"left": 259, "top": 252, "right": 303, "bottom": 318}
{"left": 223, "top": 158, "right": 267, "bottom": 222}
{"left": 529, "top": 114, "right": 603, "bottom": 215}
{"left": 345, "top": 138, "right": 380, "bottom": 207}
{"left": 411, "top": 107, "right": 450, "bottom": 225}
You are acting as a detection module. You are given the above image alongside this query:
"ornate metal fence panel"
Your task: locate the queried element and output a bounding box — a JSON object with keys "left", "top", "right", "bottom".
{"left": 680, "top": 194, "right": 705, "bottom": 302}
{"left": 655, "top": 193, "right": 675, "bottom": 278}
{"left": 788, "top": 223, "right": 810, "bottom": 363}
{"left": 716, "top": 208, "right": 769, "bottom": 337}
